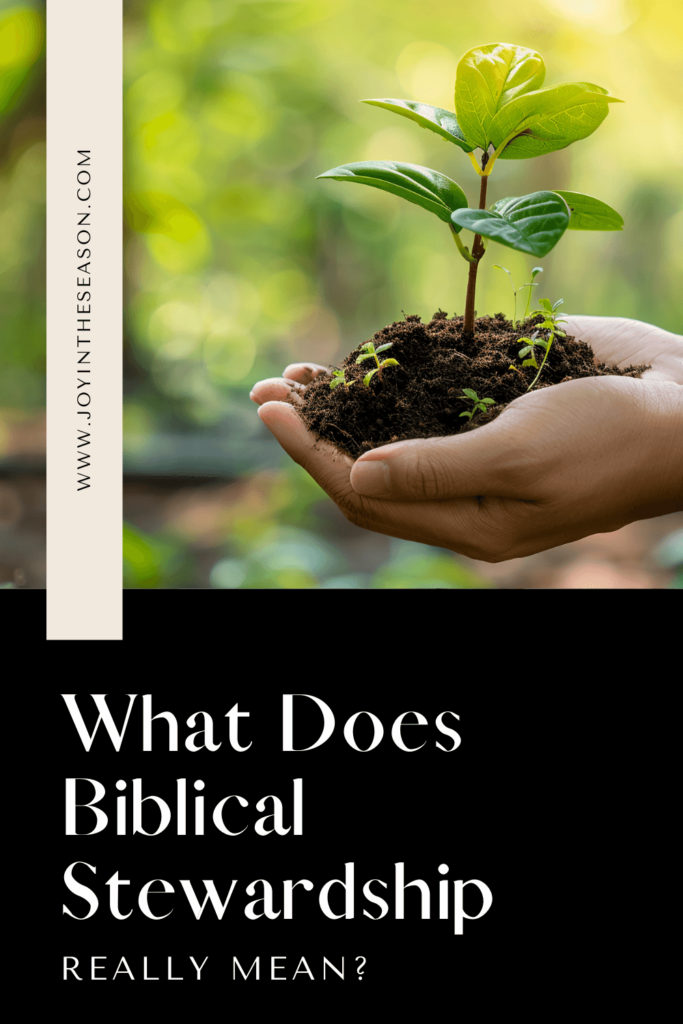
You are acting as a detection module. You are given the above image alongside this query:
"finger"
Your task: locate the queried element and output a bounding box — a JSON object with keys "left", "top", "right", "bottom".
{"left": 349, "top": 409, "right": 531, "bottom": 502}
{"left": 255, "top": 402, "right": 478, "bottom": 543}
{"left": 282, "top": 362, "right": 330, "bottom": 385}
{"left": 259, "top": 402, "right": 407, "bottom": 535}
{"left": 257, "top": 401, "right": 356, "bottom": 496}
{"left": 564, "top": 315, "right": 643, "bottom": 362}
{"left": 250, "top": 377, "right": 305, "bottom": 405}
{"left": 257, "top": 401, "right": 545, "bottom": 560}
{"left": 350, "top": 375, "right": 665, "bottom": 506}
{"left": 564, "top": 315, "right": 683, "bottom": 382}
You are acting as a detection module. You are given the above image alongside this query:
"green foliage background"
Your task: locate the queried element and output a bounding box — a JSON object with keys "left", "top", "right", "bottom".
{"left": 0, "top": 1, "right": 44, "bottom": 416}
{"left": 1, "top": 0, "right": 682, "bottom": 588}
{"left": 120, "top": 0, "right": 682, "bottom": 589}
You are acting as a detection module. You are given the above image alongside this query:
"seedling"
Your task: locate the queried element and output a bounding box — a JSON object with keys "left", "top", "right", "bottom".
{"left": 356, "top": 340, "right": 400, "bottom": 386}
{"left": 494, "top": 264, "right": 544, "bottom": 327}
{"left": 493, "top": 262, "right": 540, "bottom": 325}
{"left": 512, "top": 298, "right": 568, "bottom": 390}
{"left": 523, "top": 267, "right": 544, "bottom": 321}
{"left": 457, "top": 388, "right": 496, "bottom": 421}
{"left": 515, "top": 330, "right": 545, "bottom": 369}
{"left": 318, "top": 43, "right": 624, "bottom": 339}
{"left": 329, "top": 369, "right": 355, "bottom": 389}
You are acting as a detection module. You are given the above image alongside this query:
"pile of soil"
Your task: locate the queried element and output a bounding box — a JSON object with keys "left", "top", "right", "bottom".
{"left": 294, "top": 311, "right": 649, "bottom": 459}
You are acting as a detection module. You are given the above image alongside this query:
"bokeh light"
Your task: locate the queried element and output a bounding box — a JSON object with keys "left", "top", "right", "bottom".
{"left": 1, "top": 0, "right": 681, "bottom": 589}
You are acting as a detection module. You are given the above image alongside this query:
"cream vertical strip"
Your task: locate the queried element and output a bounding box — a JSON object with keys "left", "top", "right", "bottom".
{"left": 46, "top": 2, "right": 123, "bottom": 639}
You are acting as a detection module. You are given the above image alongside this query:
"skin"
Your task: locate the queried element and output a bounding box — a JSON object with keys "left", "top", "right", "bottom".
{"left": 250, "top": 316, "right": 683, "bottom": 562}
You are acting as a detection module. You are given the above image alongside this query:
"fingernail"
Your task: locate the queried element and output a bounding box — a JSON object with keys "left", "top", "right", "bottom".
{"left": 351, "top": 459, "right": 391, "bottom": 497}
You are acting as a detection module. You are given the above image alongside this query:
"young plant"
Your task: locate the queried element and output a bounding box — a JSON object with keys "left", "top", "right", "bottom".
{"left": 457, "top": 388, "right": 496, "bottom": 421}
{"left": 523, "top": 267, "right": 544, "bottom": 321}
{"left": 515, "top": 330, "right": 545, "bottom": 369}
{"left": 318, "top": 43, "right": 624, "bottom": 338}
{"left": 512, "top": 298, "right": 568, "bottom": 390}
{"left": 356, "top": 340, "right": 399, "bottom": 387}
{"left": 329, "top": 369, "right": 355, "bottom": 389}
{"left": 493, "top": 263, "right": 543, "bottom": 327}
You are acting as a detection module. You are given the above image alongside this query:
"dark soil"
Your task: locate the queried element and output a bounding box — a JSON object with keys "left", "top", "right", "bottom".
{"left": 294, "top": 311, "right": 650, "bottom": 459}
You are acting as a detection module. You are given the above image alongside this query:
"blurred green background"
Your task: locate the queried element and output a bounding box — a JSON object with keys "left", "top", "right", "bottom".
{"left": 0, "top": 0, "right": 45, "bottom": 589}
{"left": 120, "top": 0, "right": 682, "bottom": 589}
{"left": 0, "top": 1, "right": 44, "bottom": 414}
{"left": 1, "top": 0, "right": 682, "bottom": 589}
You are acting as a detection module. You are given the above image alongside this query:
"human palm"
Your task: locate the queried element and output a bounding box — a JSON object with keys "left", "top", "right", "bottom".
{"left": 250, "top": 317, "right": 683, "bottom": 561}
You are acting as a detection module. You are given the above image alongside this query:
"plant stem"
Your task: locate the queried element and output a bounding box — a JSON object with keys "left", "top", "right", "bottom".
{"left": 527, "top": 330, "right": 554, "bottom": 391}
{"left": 482, "top": 127, "right": 520, "bottom": 176}
{"left": 450, "top": 223, "right": 476, "bottom": 263}
{"left": 467, "top": 152, "right": 484, "bottom": 176}
{"left": 463, "top": 169, "right": 488, "bottom": 338}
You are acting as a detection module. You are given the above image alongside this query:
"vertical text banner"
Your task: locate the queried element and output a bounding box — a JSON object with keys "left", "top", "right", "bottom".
{"left": 47, "top": 2, "right": 123, "bottom": 639}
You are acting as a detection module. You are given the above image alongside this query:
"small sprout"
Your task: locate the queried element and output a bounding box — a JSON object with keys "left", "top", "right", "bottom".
{"left": 457, "top": 387, "right": 496, "bottom": 421}
{"left": 356, "top": 340, "right": 400, "bottom": 387}
{"left": 329, "top": 369, "right": 354, "bottom": 389}
{"left": 539, "top": 297, "right": 564, "bottom": 314}
{"left": 494, "top": 263, "right": 545, "bottom": 328}
{"left": 363, "top": 359, "right": 399, "bottom": 386}
{"left": 516, "top": 329, "right": 548, "bottom": 369}
{"left": 523, "top": 267, "right": 544, "bottom": 320}
{"left": 524, "top": 299, "right": 568, "bottom": 391}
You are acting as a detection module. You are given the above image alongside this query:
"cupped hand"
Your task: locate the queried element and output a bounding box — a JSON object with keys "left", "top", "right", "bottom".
{"left": 250, "top": 318, "right": 683, "bottom": 561}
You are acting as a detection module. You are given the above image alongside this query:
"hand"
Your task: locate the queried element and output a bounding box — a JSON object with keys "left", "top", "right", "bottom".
{"left": 250, "top": 317, "right": 683, "bottom": 561}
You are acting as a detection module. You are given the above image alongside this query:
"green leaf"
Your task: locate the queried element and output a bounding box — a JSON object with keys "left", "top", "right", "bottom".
{"left": 356, "top": 352, "right": 376, "bottom": 363}
{"left": 531, "top": 266, "right": 543, "bottom": 276}
{"left": 375, "top": 342, "right": 394, "bottom": 353}
{"left": 459, "top": 411, "right": 472, "bottom": 418}
{"left": 552, "top": 298, "right": 564, "bottom": 311}
{"left": 550, "top": 190, "right": 624, "bottom": 231}
{"left": 518, "top": 345, "right": 531, "bottom": 357}
{"left": 363, "top": 368, "right": 379, "bottom": 386}
{"left": 539, "top": 298, "right": 553, "bottom": 311}
{"left": 455, "top": 43, "right": 545, "bottom": 150}
{"left": 361, "top": 99, "right": 474, "bottom": 152}
{"left": 317, "top": 161, "right": 468, "bottom": 224}
{"left": 481, "top": 398, "right": 496, "bottom": 405}
{"left": 380, "top": 358, "right": 399, "bottom": 368}
{"left": 462, "top": 388, "right": 478, "bottom": 400}
{"left": 489, "top": 82, "right": 622, "bottom": 160}
{"left": 329, "top": 377, "right": 344, "bottom": 388}
{"left": 359, "top": 342, "right": 374, "bottom": 352}
{"left": 451, "top": 191, "right": 570, "bottom": 257}
{"left": 522, "top": 358, "right": 537, "bottom": 367}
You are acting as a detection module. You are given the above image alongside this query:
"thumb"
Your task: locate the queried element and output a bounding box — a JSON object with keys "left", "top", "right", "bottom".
{"left": 349, "top": 414, "right": 528, "bottom": 501}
